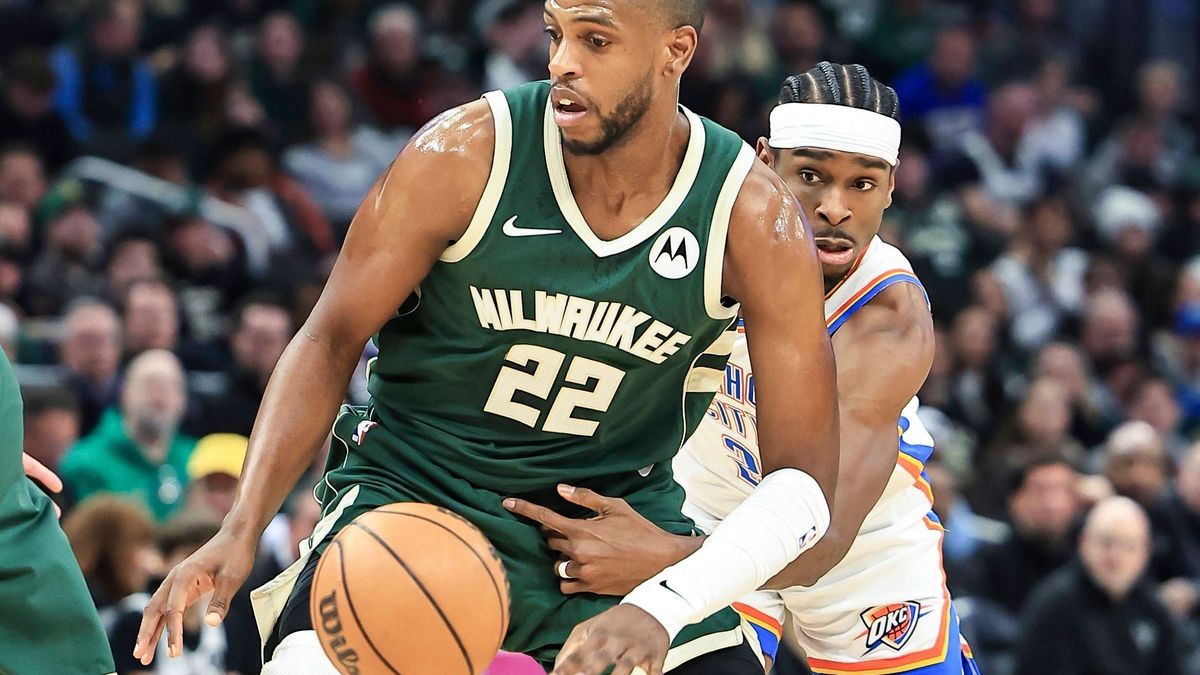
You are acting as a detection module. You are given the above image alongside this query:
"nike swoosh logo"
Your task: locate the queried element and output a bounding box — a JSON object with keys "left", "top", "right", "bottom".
{"left": 502, "top": 216, "right": 561, "bottom": 237}
{"left": 659, "top": 579, "right": 685, "bottom": 598}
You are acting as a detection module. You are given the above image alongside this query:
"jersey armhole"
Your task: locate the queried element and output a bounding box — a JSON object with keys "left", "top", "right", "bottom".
{"left": 440, "top": 90, "right": 513, "bottom": 263}
{"left": 704, "top": 143, "right": 757, "bottom": 320}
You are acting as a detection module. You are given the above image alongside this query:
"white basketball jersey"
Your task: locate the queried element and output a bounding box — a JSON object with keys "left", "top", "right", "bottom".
{"left": 674, "top": 235, "right": 934, "bottom": 536}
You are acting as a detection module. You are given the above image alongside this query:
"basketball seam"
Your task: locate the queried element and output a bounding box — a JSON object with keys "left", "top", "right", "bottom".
{"left": 374, "top": 509, "right": 510, "bottom": 645}
{"left": 325, "top": 539, "right": 404, "bottom": 675}
{"left": 351, "top": 521, "right": 476, "bottom": 675}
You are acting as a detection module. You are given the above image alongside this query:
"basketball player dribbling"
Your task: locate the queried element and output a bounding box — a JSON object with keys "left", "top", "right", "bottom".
{"left": 0, "top": 349, "right": 116, "bottom": 675}
{"left": 506, "top": 63, "right": 982, "bottom": 674}
{"left": 136, "top": 2, "right": 841, "bottom": 674}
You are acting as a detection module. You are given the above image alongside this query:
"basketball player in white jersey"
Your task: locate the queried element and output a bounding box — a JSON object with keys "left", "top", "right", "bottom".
{"left": 506, "top": 63, "right": 981, "bottom": 674}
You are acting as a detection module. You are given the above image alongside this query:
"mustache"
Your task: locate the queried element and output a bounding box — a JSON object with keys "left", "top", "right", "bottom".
{"left": 813, "top": 232, "right": 856, "bottom": 245}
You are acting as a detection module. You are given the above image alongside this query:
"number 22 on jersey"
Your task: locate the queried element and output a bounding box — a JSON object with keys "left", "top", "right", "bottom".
{"left": 484, "top": 344, "right": 626, "bottom": 437}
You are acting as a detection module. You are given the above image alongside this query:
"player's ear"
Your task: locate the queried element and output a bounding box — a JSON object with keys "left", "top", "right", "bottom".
{"left": 664, "top": 25, "right": 698, "bottom": 78}
{"left": 756, "top": 137, "right": 774, "bottom": 167}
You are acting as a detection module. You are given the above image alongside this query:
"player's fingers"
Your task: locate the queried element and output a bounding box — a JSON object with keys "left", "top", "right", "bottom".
{"left": 163, "top": 566, "right": 197, "bottom": 658}
{"left": 559, "top": 578, "right": 589, "bottom": 594}
{"left": 21, "top": 453, "right": 63, "bottom": 493}
{"left": 503, "top": 497, "right": 576, "bottom": 533}
{"left": 205, "top": 568, "right": 238, "bottom": 626}
{"left": 134, "top": 576, "right": 172, "bottom": 663}
{"left": 546, "top": 534, "right": 575, "bottom": 557}
{"left": 557, "top": 484, "right": 615, "bottom": 516}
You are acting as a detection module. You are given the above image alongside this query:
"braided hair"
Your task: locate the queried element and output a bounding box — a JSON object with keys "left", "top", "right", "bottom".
{"left": 779, "top": 61, "right": 900, "bottom": 120}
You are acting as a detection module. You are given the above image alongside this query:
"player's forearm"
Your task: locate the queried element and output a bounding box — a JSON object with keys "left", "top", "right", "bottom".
{"left": 224, "top": 332, "right": 363, "bottom": 540}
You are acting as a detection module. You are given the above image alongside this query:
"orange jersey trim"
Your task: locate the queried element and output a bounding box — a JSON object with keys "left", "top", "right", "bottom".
{"left": 825, "top": 269, "right": 916, "bottom": 330}
{"left": 734, "top": 602, "right": 784, "bottom": 640}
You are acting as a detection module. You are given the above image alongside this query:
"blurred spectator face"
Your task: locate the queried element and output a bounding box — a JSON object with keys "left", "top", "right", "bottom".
{"left": 988, "top": 83, "right": 1038, "bottom": 147}
{"left": 758, "top": 146, "right": 895, "bottom": 288}
{"left": 1018, "top": 0, "right": 1057, "bottom": 25}
{"left": 1082, "top": 290, "right": 1138, "bottom": 364}
{"left": 1138, "top": 61, "right": 1183, "bottom": 119}
{"left": 46, "top": 207, "right": 101, "bottom": 262}
{"left": 233, "top": 303, "right": 292, "bottom": 382}
{"left": 184, "top": 25, "right": 228, "bottom": 84}
{"left": 224, "top": 80, "right": 267, "bottom": 128}
{"left": 0, "top": 150, "right": 46, "bottom": 210}
{"left": 1121, "top": 121, "right": 1165, "bottom": 170}
{"left": 3, "top": 52, "right": 57, "bottom": 119}
{"left": 24, "top": 400, "right": 80, "bottom": 471}
{"left": 0, "top": 202, "right": 30, "bottom": 252}
{"left": 971, "top": 270, "right": 1009, "bottom": 318}
{"left": 1026, "top": 196, "right": 1072, "bottom": 252}
{"left": 107, "top": 237, "right": 162, "bottom": 299}
{"left": 930, "top": 27, "right": 975, "bottom": 88}
{"left": 62, "top": 495, "right": 161, "bottom": 602}
{"left": 62, "top": 303, "right": 121, "bottom": 384}
{"left": 950, "top": 306, "right": 997, "bottom": 369}
{"left": 1034, "top": 59, "right": 1069, "bottom": 109}
{"left": 91, "top": 0, "right": 142, "bottom": 59}
{"left": 167, "top": 218, "right": 236, "bottom": 273}
{"left": 120, "top": 349, "right": 186, "bottom": 443}
{"left": 1018, "top": 379, "right": 1072, "bottom": 444}
{"left": 219, "top": 146, "right": 273, "bottom": 191}
{"left": 771, "top": 2, "right": 824, "bottom": 62}
{"left": 311, "top": 81, "right": 352, "bottom": 138}
{"left": 1080, "top": 497, "right": 1151, "bottom": 600}
{"left": 894, "top": 148, "right": 930, "bottom": 202}
{"left": 1008, "top": 460, "right": 1081, "bottom": 541}
{"left": 186, "top": 434, "right": 247, "bottom": 519}
{"left": 1128, "top": 379, "right": 1182, "bottom": 440}
{"left": 1105, "top": 421, "right": 1169, "bottom": 506}
{"left": 1035, "top": 342, "right": 1089, "bottom": 403}
{"left": 1177, "top": 444, "right": 1200, "bottom": 514}
{"left": 369, "top": 5, "right": 421, "bottom": 75}
{"left": 258, "top": 12, "right": 303, "bottom": 75}
{"left": 123, "top": 282, "right": 179, "bottom": 354}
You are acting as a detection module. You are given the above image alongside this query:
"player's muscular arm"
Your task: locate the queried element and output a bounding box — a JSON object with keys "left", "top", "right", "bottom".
{"left": 768, "top": 282, "right": 934, "bottom": 589}
{"left": 723, "top": 162, "right": 839, "bottom": 490}
{"left": 133, "top": 100, "right": 495, "bottom": 665}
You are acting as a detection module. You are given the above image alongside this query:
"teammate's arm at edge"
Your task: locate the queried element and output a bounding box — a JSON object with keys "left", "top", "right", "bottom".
{"left": 132, "top": 99, "right": 496, "bottom": 664}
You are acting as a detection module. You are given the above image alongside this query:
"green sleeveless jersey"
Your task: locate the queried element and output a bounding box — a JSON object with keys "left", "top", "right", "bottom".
{"left": 367, "top": 81, "right": 755, "bottom": 493}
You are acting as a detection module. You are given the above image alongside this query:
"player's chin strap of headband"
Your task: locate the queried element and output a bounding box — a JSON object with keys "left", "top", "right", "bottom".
{"left": 768, "top": 102, "right": 901, "bottom": 166}
{"left": 621, "top": 468, "right": 830, "bottom": 641}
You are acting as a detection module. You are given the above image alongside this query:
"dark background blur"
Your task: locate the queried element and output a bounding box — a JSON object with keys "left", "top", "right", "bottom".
{"left": 5, "top": 0, "right": 1200, "bottom": 673}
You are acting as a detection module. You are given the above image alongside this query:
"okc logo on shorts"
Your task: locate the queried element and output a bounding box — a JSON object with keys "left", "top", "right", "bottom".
{"left": 858, "top": 601, "right": 924, "bottom": 654}
{"left": 351, "top": 420, "right": 378, "bottom": 445}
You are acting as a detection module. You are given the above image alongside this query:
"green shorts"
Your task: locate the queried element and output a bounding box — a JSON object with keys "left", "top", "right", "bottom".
{"left": 302, "top": 405, "right": 742, "bottom": 665}
{"left": 0, "top": 477, "right": 115, "bottom": 675}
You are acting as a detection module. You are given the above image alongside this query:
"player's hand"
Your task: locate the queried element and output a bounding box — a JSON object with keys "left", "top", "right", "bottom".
{"left": 551, "top": 603, "right": 670, "bottom": 675}
{"left": 22, "top": 453, "right": 63, "bottom": 516}
{"left": 132, "top": 528, "right": 257, "bottom": 665}
{"left": 504, "top": 484, "right": 701, "bottom": 596}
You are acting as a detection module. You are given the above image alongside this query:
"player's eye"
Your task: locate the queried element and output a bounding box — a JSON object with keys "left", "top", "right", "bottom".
{"left": 853, "top": 179, "right": 877, "bottom": 191}
{"left": 544, "top": 27, "right": 561, "bottom": 42}
{"left": 588, "top": 34, "right": 611, "bottom": 48}
{"left": 798, "top": 170, "right": 821, "bottom": 184}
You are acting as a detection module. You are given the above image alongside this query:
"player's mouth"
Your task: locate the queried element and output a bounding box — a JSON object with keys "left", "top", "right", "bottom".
{"left": 815, "top": 236, "right": 857, "bottom": 267}
{"left": 552, "top": 87, "right": 590, "bottom": 128}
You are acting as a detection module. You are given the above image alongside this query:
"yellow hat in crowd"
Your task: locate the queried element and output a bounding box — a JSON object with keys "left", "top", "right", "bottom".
{"left": 187, "top": 433, "right": 249, "bottom": 481}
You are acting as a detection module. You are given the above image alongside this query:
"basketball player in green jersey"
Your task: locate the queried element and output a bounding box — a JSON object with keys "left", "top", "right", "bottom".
{"left": 136, "top": 2, "right": 839, "bottom": 674}
{"left": 0, "top": 349, "right": 116, "bottom": 675}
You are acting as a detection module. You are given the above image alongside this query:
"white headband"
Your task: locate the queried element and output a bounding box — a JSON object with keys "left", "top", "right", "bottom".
{"left": 768, "top": 103, "right": 901, "bottom": 166}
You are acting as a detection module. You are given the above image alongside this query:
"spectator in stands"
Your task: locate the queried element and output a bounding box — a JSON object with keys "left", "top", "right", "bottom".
{"left": 479, "top": 0, "right": 551, "bottom": 91}
{"left": 0, "top": 145, "right": 47, "bottom": 211}
{"left": 1128, "top": 378, "right": 1188, "bottom": 459}
{"left": 0, "top": 200, "right": 31, "bottom": 257}
{"left": 1151, "top": 441, "right": 1200, "bottom": 619}
{"left": 184, "top": 433, "right": 247, "bottom": 521}
{"left": 109, "top": 517, "right": 237, "bottom": 674}
{"left": 60, "top": 349, "right": 196, "bottom": 521}
{"left": 1034, "top": 341, "right": 1121, "bottom": 448}
{"left": 25, "top": 186, "right": 103, "bottom": 317}
{"left": 1093, "top": 186, "right": 1175, "bottom": 331}
{"left": 349, "top": 4, "right": 436, "bottom": 132}
{"left": 50, "top": 0, "right": 157, "bottom": 156}
{"left": 991, "top": 194, "right": 1088, "bottom": 353}
{"left": 158, "top": 24, "right": 233, "bottom": 151}
{"left": 1103, "top": 421, "right": 1171, "bottom": 510}
{"left": 104, "top": 228, "right": 165, "bottom": 304}
{"left": 61, "top": 494, "right": 160, "bottom": 630}
{"left": 1134, "top": 60, "right": 1194, "bottom": 179}
{"left": 1017, "top": 496, "right": 1184, "bottom": 674}
{"left": 283, "top": 80, "right": 397, "bottom": 232}
{"left": 0, "top": 50, "right": 77, "bottom": 172}
{"left": 249, "top": 11, "right": 309, "bottom": 143}
{"left": 962, "top": 456, "right": 1083, "bottom": 617}
{"left": 1081, "top": 288, "right": 1142, "bottom": 378}
{"left": 942, "top": 305, "right": 1008, "bottom": 441}
{"left": 196, "top": 293, "right": 293, "bottom": 437}
{"left": 858, "top": 0, "right": 943, "bottom": 81}
{"left": 927, "top": 457, "right": 1009, "bottom": 576}
{"left": 1086, "top": 115, "right": 1179, "bottom": 196}
{"left": 21, "top": 386, "right": 81, "bottom": 481}
{"left": 59, "top": 299, "right": 123, "bottom": 435}
{"left": 893, "top": 25, "right": 988, "bottom": 152}
{"left": 162, "top": 214, "right": 248, "bottom": 341}
{"left": 980, "top": 0, "right": 1070, "bottom": 85}
{"left": 121, "top": 279, "right": 179, "bottom": 360}
{"left": 1022, "top": 57, "right": 1089, "bottom": 178}
{"left": 764, "top": 1, "right": 828, "bottom": 88}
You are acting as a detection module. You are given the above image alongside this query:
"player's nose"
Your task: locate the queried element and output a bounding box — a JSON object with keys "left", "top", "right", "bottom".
{"left": 547, "top": 41, "right": 581, "bottom": 81}
{"left": 816, "top": 188, "right": 851, "bottom": 226}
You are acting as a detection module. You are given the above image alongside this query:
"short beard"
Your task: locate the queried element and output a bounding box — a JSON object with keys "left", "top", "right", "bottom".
{"left": 562, "top": 73, "right": 655, "bottom": 156}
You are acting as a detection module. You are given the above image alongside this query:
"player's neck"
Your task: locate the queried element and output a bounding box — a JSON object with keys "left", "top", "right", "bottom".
{"left": 561, "top": 106, "right": 689, "bottom": 229}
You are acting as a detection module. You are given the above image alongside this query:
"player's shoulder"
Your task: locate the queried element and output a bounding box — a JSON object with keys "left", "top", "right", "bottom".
{"left": 400, "top": 97, "right": 497, "bottom": 168}
{"left": 727, "top": 158, "right": 804, "bottom": 241}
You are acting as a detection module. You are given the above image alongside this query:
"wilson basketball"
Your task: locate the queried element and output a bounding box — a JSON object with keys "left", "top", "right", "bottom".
{"left": 310, "top": 503, "right": 510, "bottom": 675}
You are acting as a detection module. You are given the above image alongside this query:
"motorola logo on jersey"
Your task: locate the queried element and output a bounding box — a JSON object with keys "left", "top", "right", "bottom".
{"left": 649, "top": 227, "right": 700, "bottom": 279}
{"left": 858, "top": 601, "right": 925, "bottom": 654}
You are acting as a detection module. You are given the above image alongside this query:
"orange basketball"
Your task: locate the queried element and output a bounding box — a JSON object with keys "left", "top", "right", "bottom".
{"left": 310, "top": 503, "right": 510, "bottom": 675}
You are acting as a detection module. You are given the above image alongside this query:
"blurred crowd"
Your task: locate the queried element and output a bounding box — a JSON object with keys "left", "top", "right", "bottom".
{"left": 3, "top": 0, "right": 1200, "bottom": 673}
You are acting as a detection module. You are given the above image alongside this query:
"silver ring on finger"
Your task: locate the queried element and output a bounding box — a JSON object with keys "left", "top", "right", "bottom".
{"left": 556, "top": 559, "right": 575, "bottom": 580}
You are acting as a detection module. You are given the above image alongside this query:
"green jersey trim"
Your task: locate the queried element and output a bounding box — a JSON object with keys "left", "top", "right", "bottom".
{"left": 703, "top": 143, "right": 755, "bottom": 320}
{"left": 542, "top": 98, "right": 708, "bottom": 258}
{"left": 441, "top": 90, "right": 514, "bottom": 263}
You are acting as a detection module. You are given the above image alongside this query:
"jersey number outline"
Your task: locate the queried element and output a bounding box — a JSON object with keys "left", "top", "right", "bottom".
{"left": 484, "top": 344, "right": 626, "bottom": 437}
